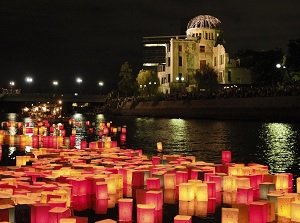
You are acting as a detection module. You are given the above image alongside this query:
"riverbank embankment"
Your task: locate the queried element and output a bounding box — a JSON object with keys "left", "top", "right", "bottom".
{"left": 115, "top": 96, "right": 300, "bottom": 122}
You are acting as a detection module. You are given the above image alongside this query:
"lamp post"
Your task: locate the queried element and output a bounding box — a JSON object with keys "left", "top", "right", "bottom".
{"left": 9, "top": 81, "right": 15, "bottom": 94}
{"left": 76, "top": 77, "right": 82, "bottom": 94}
{"left": 98, "top": 81, "right": 104, "bottom": 95}
{"left": 25, "top": 76, "right": 33, "bottom": 93}
{"left": 52, "top": 80, "right": 58, "bottom": 96}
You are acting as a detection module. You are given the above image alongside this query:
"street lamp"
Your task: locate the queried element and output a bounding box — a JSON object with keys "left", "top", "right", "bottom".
{"left": 76, "top": 77, "right": 82, "bottom": 94}
{"left": 98, "top": 81, "right": 104, "bottom": 95}
{"left": 25, "top": 76, "right": 33, "bottom": 93}
{"left": 52, "top": 80, "right": 59, "bottom": 96}
{"left": 9, "top": 81, "right": 15, "bottom": 94}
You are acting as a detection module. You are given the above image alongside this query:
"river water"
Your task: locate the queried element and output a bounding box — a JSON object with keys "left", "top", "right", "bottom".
{"left": 72, "top": 113, "right": 300, "bottom": 181}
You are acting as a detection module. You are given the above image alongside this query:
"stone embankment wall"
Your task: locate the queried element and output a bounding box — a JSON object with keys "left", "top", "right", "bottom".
{"left": 117, "top": 96, "right": 300, "bottom": 122}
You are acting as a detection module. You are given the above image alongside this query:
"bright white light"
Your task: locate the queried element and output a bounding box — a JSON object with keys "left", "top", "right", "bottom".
{"left": 181, "top": 77, "right": 184, "bottom": 81}
{"left": 53, "top": 81, "right": 58, "bottom": 86}
{"left": 9, "top": 81, "right": 15, "bottom": 86}
{"left": 76, "top": 77, "right": 82, "bottom": 83}
{"left": 276, "top": 64, "right": 281, "bottom": 68}
{"left": 99, "top": 81, "right": 104, "bottom": 86}
{"left": 176, "top": 77, "right": 179, "bottom": 81}
{"left": 25, "top": 77, "right": 33, "bottom": 83}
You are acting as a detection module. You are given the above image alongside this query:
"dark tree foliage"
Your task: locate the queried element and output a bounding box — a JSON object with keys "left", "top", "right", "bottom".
{"left": 117, "top": 62, "right": 135, "bottom": 97}
{"left": 234, "top": 49, "right": 284, "bottom": 85}
{"left": 286, "top": 39, "right": 300, "bottom": 72}
{"left": 194, "top": 65, "right": 219, "bottom": 92}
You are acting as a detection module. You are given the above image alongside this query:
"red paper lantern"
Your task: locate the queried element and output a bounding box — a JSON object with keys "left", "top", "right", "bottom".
{"left": 31, "top": 203, "right": 51, "bottom": 223}
{"left": 118, "top": 198, "right": 133, "bottom": 222}
{"left": 222, "top": 151, "right": 232, "bottom": 164}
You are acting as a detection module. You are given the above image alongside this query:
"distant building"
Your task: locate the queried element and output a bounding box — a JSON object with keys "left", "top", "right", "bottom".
{"left": 144, "top": 15, "right": 252, "bottom": 94}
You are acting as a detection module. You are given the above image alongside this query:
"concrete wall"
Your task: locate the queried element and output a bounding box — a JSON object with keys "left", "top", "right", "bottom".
{"left": 118, "top": 96, "right": 300, "bottom": 122}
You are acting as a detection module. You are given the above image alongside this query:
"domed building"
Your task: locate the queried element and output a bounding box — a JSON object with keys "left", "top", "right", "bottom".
{"left": 154, "top": 15, "right": 252, "bottom": 94}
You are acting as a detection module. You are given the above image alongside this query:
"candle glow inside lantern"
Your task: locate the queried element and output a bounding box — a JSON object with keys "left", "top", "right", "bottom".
{"left": 196, "top": 183, "right": 208, "bottom": 201}
{"left": 118, "top": 198, "right": 133, "bottom": 222}
{"left": 291, "top": 200, "right": 300, "bottom": 222}
{"left": 277, "top": 196, "right": 295, "bottom": 218}
{"left": 222, "top": 208, "right": 239, "bottom": 223}
{"left": 223, "top": 176, "right": 237, "bottom": 191}
{"left": 176, "top": 171, "right": 188, "bottom": 185}
{"left": 179, "top": 200, "right": 194, "bottom": 216}
{"left": 164, "top": 173, "right": 176, "bottom": 189}
{"left": 179, "top": 183, "right": 194, "bottom": 202}
{"left": 31, "top": 203, "right": 51, "bottom": 223}
{"left": 137, "top": 204, "right": 155, "bottom": 223}
{"left": 48, "top": 207, "right": 70, "bottom": 223}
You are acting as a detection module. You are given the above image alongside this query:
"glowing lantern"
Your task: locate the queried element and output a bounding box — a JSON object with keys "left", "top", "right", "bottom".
{"left": 118, "top": 198, "right": 133, "bottom": 222}
{"left": 121, "top": 126, "right": 126, "bottom": 133}
{"left": 259, "top": 182, "right": 275, "bottom": 200}
{"left": 164, "top": 189, "right": 176, "bottom": 204}
{"left": 222, "top": 151, "right": 231, "bottom": 164}
{"left": 236, "top": 187, "right": 253, "bottom": 205}
{"left": 32, "top": 135, "right": 39, "bottom": 148}
{"left": 179, "top": 200, "right": 194, "bottom": 216}
{"left": 267, "top": 192, "right": 283, "bottom": 212}
{"left": 223, "top": 190, "right": 237, "bottom": 205}
{"left": 120, "top": 133, "right": 126, "bottom": 143}
{"left": 176, "top": 171, "right": 188, "bottom": 185}
{"left": 145, "top": 190, "right": 163, "bottom": 210}
{"left": 223, "top": 176, "right": 237, "bottom": 191}
{"left": 152, "top": 156, "right": 160, "bottom": 165}
{"left": 275, "top": 174, "right": 289, "bottom": 190}
{"left": 157, "top": 142, "right": 163, "bottom": 153}
{"left": 179, "top": 183, "right": 194, "bottom": 201}
{"left": 68, "top": 178, "right": 87, "bottom": 196}
{"left": 31, "top": 203, "right": 51, "bottom": 223}
{"left": 132, "top": 171, "right": 144, "bottom": 187}
{"left": 222, "top": 208, "right": 239, "bottom": 223}
{"left": 95, "top": 198, "right": 108, "bottom": 215}
{"left": 206, "top": 181, "right": 216, "bottom": 199}
{"left": 196, "top": 183, "right": 208, "bottom": 201}
{"left": 80, "top": 141, "right": 87, "bottom": 149}
{"left": 209, "top": 175, "right": 222, "bottom": 192}
{"left": 96, "top": 182, "right": 108, "bottom": 200}
{"left": 105, "top": 177, "right": 116, "bottom": 195}
{"left": 137, "top": 204, "right": 155, "bottom": 223}
{"left": 48, "top": 207, "right": 70, "bottom": 222}
{"left": 277, "top": 196, "right": 295, "bottom": 218}
{"left": 291, "top": 200, "right": 300, "bottom": 222}
{"left": 0, "top": 204, "right": 15, "bottom": 223}
{"left": 146, "top": 178, "right": 160, "bottom": 190}
{"left": 174, "top": 215, "right": 192, "bottom": 223}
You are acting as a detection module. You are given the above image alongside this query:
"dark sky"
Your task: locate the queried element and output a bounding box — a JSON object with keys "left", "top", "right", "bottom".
{"left": 1, "top": 0, "right": 300, "bottom": 93}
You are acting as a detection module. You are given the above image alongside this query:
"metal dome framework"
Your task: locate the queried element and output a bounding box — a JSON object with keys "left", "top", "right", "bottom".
{"left": 187, "top": 15, "right": 221, "bottom": 29}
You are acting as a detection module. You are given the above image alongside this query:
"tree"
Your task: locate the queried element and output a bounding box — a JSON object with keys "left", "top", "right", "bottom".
{"left": 194, "top": 65, "right": 219, "bottom": 93}
{"left": 286, "top": 38, "right": 300, "bottom": 72}
{"left": 136, "top": 69, "right": 159, "bottom": 96}
{"left": 118, "top": 62, "right": 135, "bottom": 97}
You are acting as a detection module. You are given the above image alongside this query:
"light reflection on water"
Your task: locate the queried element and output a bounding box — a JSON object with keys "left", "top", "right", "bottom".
{"left": 257, "top": 123, "right": 299, "bottom": 174}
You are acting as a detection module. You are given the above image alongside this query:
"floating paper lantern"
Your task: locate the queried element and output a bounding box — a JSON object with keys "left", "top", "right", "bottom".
{"left": 146, "top": 178, "right": 160, "bottom": 190}
{"left": 236, "top": 187, "right": 253, "bottom": 205}
{"left": 95, "top": 198, "right": 108, "bottom": 214}
{"left": 120, "top": 133, "right": 126, "bottom": 143}
{"left": 48, "top": 207, "right": 70, "bottom": 223}
{"left": 222, "top": 208, "right": 239, "bottom": 223}
{"left": 157, "top": 142, "right": 163, "bottom": 153}
{"left": 118, "top": 198, "right": 133, "bottom": 222}
{"left": 259, "top": 182, "right": 275, "bottom": 200}
{"left": 206, "top": 181, "right": 216, "bottom": 199}
{"left": 223, "top": 190, "right": 237, "bottom": 205}
{"left": 275, "top": 173, "right": 289, "bottom": 190}
{"left": 196, "top": 183, "right": 208, "bottom": 201}
{"left": 195, "top": 201, "right": 207, "bottom": 217}
{"left": 176, "top": 171, "right": 188, "bottom": 185}
{"left": 164, "top": 189, "right": 176, "bottom": 204}
{"left": 291, "top": 200, "right": 300, "bottom": 222}
{"left": 277, "top": 196, "right": 295, "bottom": 218}
{"left": 174, "top": 215, "right": 192, "bottom": 223}
{"left": 145, "top": 190, "right": 163, "bottom": 210}
{"left": 137, "top": 204, "right": 155, "bottom": 223}
{"left": 152, "top": 156, "right": 160, "bottom": 165}
{"left": 31, "top": 203, "right": 51, "bottom": 223}
{"left": 179, "top": 183, "right": 194, "bottom": 201}
{"left": 209, "top": 175, "right": 222, "bottom": 192}
{"left": 96, "top": 182, "right": 108, "bottom": 200}
{"left": 223, "top": 176, "right": 237, "bottom": 191}
{"left": 222, "top": 151, "right": 231, "bottom": 164}
{"left": 179, "top": 200, "right": 194, "bottom": 216}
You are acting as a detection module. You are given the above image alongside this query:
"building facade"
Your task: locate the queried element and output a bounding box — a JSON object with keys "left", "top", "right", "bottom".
{"left": 155, "top": 15, "right": 252, "bottom": 94}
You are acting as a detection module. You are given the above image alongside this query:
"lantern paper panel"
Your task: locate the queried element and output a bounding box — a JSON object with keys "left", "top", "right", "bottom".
{"left": 259, "top": 182, "right": 275, "bottom": 200}
{"left": 164, "top": 174, "right": 176, "bottom": 189}
{"left": 222, "top": 151, "right": 231, "bottom": 164}
{"left": 223, "top": 176, "right": 237, "bottom": 191}
{"left": 118, "top": 198, "right": 133, "bottom": 222}
{"left": 291, "top": 200, "right": 300, "bottom": 222}
{"left": 223, "top": 190, "right": 237, "bottom": 205}
{"left": 173, "top": 215, "right": 192, "bottom": 223}
{"left": 248, "top": 201, "right": 268, "bottom": 223}
{"left": 277, "top": 196, "right": 295, "bottom": 218}
{"left": 0, "top": 204, "right": 15, "bottom": 223}
{"left": 48, "top": 207, "right": 70, "bottom": 223}
{"left": 195, "top": 201, "right": 207, "bottom": 217}
{"left": 146, "top": 178, "right": 160, "bottom": 190}
{"left": 236, "top": 187, "right": 253, "bottom": 205}
{"left": 221, "top": 208, "right": 239, "bottom": 223}
{"left": 231, "top": 204, "right": 249, "bottom": 223}
{"left": 179, "top": 200, "right": 194, "bottom": 216}
{"left": 179, "top": 183, "right": 194, "bottom": 202}
{"left": 195, "top": 183, "right": 208, "bottom": 201}
{"left": 31, "top": 203, "right": 51, "bottom": 223}
{"left": 145, "top": 190, "right": 163, "bottom": 211}
{"left": 163, "top": 189, "right": 176, "bottom": 204}
{"left": 137, "top": 204, "right": 156, "bottom": 223}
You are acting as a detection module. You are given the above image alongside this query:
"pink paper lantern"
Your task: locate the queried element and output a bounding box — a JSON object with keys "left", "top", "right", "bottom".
{"left": 248, "top": 201, "right": 268, "bottom": 223}
{"left": 176, "top": 171, "right": 188, "bottom": 185}
{"left": 146, "top": 178, "right": 160, "bottom": 190}
{"left": 236, "top": 187, "right": 253, "bottom": 205}
{"left": 222, "top": 151, "right": 232, "bottom": 164}
{"left": 145, "top": 190, "right": 163, "bottom": 210}
{"left": 31, "top": 203, "right": 51, "bottom": 223}
{"left": 137, "top": 204, "right": 156, "bottom": 223}
{"left": 174, "top": 215, "right": 192, "bottom": 223}
{"left": 118, "top": 198, "right": 133, "bottom": 222}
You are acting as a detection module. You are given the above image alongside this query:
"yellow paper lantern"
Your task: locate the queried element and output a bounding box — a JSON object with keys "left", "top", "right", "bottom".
{"left": 222, "top": 208, "right": 239, "bottom": 223}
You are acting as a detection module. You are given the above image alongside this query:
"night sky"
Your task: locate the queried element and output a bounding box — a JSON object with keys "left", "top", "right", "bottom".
{"left": 1, "top": 0, "right": 300, "bottom": 93}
